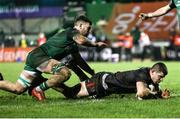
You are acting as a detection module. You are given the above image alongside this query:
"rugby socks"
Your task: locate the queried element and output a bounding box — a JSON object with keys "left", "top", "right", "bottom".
{"left": 36, "top": 81, "right": 49, "bottom": 91}
{"left": 62, "top": 83, "right": 81, "bottom": 98}
{"left": 28, "top": 76, "right": 48, "bottom": 95}
{"left": 0, "top": 73, "right": 4, "bottom": 81}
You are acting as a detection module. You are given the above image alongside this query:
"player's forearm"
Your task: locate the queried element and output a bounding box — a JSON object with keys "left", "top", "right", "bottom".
{"left": 74, "top": 35, "right": 98, "bottom": 47}
{"left": 81, "top": 39, "right": 98, "bottom": 47}
{"left": 70, "top": 63, "right": 90, "bottom": 81}
{"left": 137, "top": 88, "right": 156, "bottom": 99}
{"left": 77, "top": 58, "right": 94, "bottom": 75}
{"left": 73, "top": 53, "right": 94, "bottom": 75}
{"left": 148, "top": 5, "right": 172, "bottom": 18}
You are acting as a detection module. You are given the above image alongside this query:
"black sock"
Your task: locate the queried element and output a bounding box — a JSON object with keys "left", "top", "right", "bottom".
{"left": 0, "top": 73, "right": 4, "bottom": 81}
{"left": 28, "top": 75, "right": 48, "bottom": 95}
{"left": 62, "top": 83, "right": 81, "bottom": 99}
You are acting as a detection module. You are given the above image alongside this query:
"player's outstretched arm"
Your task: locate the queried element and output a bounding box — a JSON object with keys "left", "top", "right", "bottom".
{"left": 73, "top": 34, "right": 108, "bottom": 47}
{"left": 139, "top": 4, "right": 173, "bottom": 20}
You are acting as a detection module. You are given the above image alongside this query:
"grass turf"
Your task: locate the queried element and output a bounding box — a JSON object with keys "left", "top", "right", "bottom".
{"left": 0, "top": 61, "right": 180, "bottom": 118}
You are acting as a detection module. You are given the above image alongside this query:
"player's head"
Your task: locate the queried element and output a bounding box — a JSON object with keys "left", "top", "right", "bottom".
{"left": 74, "top": 15, "right": 92, "bottom": 36}
{"left": 150, "top": 62, "right": 168, "bottom": 84}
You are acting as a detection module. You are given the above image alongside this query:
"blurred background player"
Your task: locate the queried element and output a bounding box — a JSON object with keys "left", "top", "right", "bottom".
{"left": 0, "top": 15, "right": 107, "bottom": 101}
{"left": 139, "top": 0, "right": 179, "bottom": 27}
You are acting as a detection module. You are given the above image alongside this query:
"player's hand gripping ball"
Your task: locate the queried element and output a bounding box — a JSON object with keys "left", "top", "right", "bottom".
{"left": 161, "top": 89, "right": 170, "bottom": 99}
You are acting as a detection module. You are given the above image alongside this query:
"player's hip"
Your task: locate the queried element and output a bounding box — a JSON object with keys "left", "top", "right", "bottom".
{"left": 86, "top": 72, "right": 113, "bottom": 98}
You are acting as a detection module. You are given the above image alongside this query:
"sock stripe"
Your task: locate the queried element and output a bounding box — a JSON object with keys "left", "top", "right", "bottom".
{"left": 39, "top": 82, "right": 49, "bottom": 91}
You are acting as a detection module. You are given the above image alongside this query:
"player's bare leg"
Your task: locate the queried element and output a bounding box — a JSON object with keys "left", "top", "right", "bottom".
{"left": 31, "top": 59, "right": 71, "bottom": 101}
{"left": 0, "top": 71, "right": 36, "bottom": 94}
{"left": 76, "top": 82, "right": 89, "bottom": 97}
{"left": 56, "top": 82, "right": 89, "bottom": 99}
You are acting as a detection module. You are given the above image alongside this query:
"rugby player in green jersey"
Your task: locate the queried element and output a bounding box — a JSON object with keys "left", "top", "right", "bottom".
{"left": 0, "top": 15, "right": 107, "bottom": 101}
{"left": 27, "top": 53, "right": 95, "bottom": 96}
{"left": 139, "top": 0, "right": 179, "bottom": 27}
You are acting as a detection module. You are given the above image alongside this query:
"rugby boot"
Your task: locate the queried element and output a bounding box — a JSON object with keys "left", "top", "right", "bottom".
{"left": 28, "top": 76, "right": 48, "bottom": 95}
{"left": 31, "top": 88, "right": 46, "bottom": 101}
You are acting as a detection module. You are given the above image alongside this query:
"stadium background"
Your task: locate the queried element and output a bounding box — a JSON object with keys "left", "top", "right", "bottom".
{"left": 0, "top": 0, "right": 179, "bottom": 62}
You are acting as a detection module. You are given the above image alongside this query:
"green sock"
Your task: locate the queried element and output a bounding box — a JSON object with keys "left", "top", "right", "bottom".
{"left": 38, "top": 81, "right": 49, "bottom": 91}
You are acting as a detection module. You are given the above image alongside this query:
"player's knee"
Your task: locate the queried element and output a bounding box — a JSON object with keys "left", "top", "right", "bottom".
{"left": 16, "top": 74, "right": 32, "bottom": 94}
{"left": 61, "top": 67, "right": 71, "bottom": 81}
{"left": 11, "top": 85, "right": 26, "bottom": 95}
{"left": 51, "top": 62, "right": 67, "bottom": 75}
{"left": 49, "top": 69, "right": 71, "bottom": 85}
{"left": 14, "top": 88, "right": 25, "bottom": 95}
{"left": 54, "top": 67, "right": 71, "bottom": 83}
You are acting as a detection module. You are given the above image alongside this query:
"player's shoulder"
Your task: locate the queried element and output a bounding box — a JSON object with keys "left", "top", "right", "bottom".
{"left": 66, "top": 27, "right": 79, "bottom": 36}
{"left": 134, "top": 67, "right": 150, "bottom": 78}
{"left": 137, "top": 67, "right": 149, "bottom": 73}
{"left": 66, "top": 27, "right": 77, "bottom": 32}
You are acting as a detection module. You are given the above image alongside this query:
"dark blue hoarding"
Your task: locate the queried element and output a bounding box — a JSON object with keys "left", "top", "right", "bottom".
{"left": 0, "top": 6, "right": 64, "bottom": 19}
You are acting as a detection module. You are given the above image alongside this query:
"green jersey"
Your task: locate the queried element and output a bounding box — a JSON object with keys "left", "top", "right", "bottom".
{"left": 25, "top": 27, "right": 79, "bottom": 69}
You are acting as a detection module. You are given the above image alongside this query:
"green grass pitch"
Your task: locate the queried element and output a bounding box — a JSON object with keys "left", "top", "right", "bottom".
{"left": 0, "top": 61, "right": 180, "bottom": 118}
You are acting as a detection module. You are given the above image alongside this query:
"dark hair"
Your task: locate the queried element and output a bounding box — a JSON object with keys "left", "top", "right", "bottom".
{"left": 74, "top": 15, "right": 92, "bottom": 25}
{"left": 151, "top": 62, "right": 168, "bottom": 76}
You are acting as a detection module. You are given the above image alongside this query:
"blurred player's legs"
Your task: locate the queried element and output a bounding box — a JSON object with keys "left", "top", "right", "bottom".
{"left": 28, "top": 72, "right": 83, "bottom": 99}
{"left": 28, "top": 58, "right": 90, "bottom": 97}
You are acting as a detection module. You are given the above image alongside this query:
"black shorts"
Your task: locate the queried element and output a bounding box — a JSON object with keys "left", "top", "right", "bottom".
{"left": 85, "top": 72, "right": 112, "bottom": 98}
